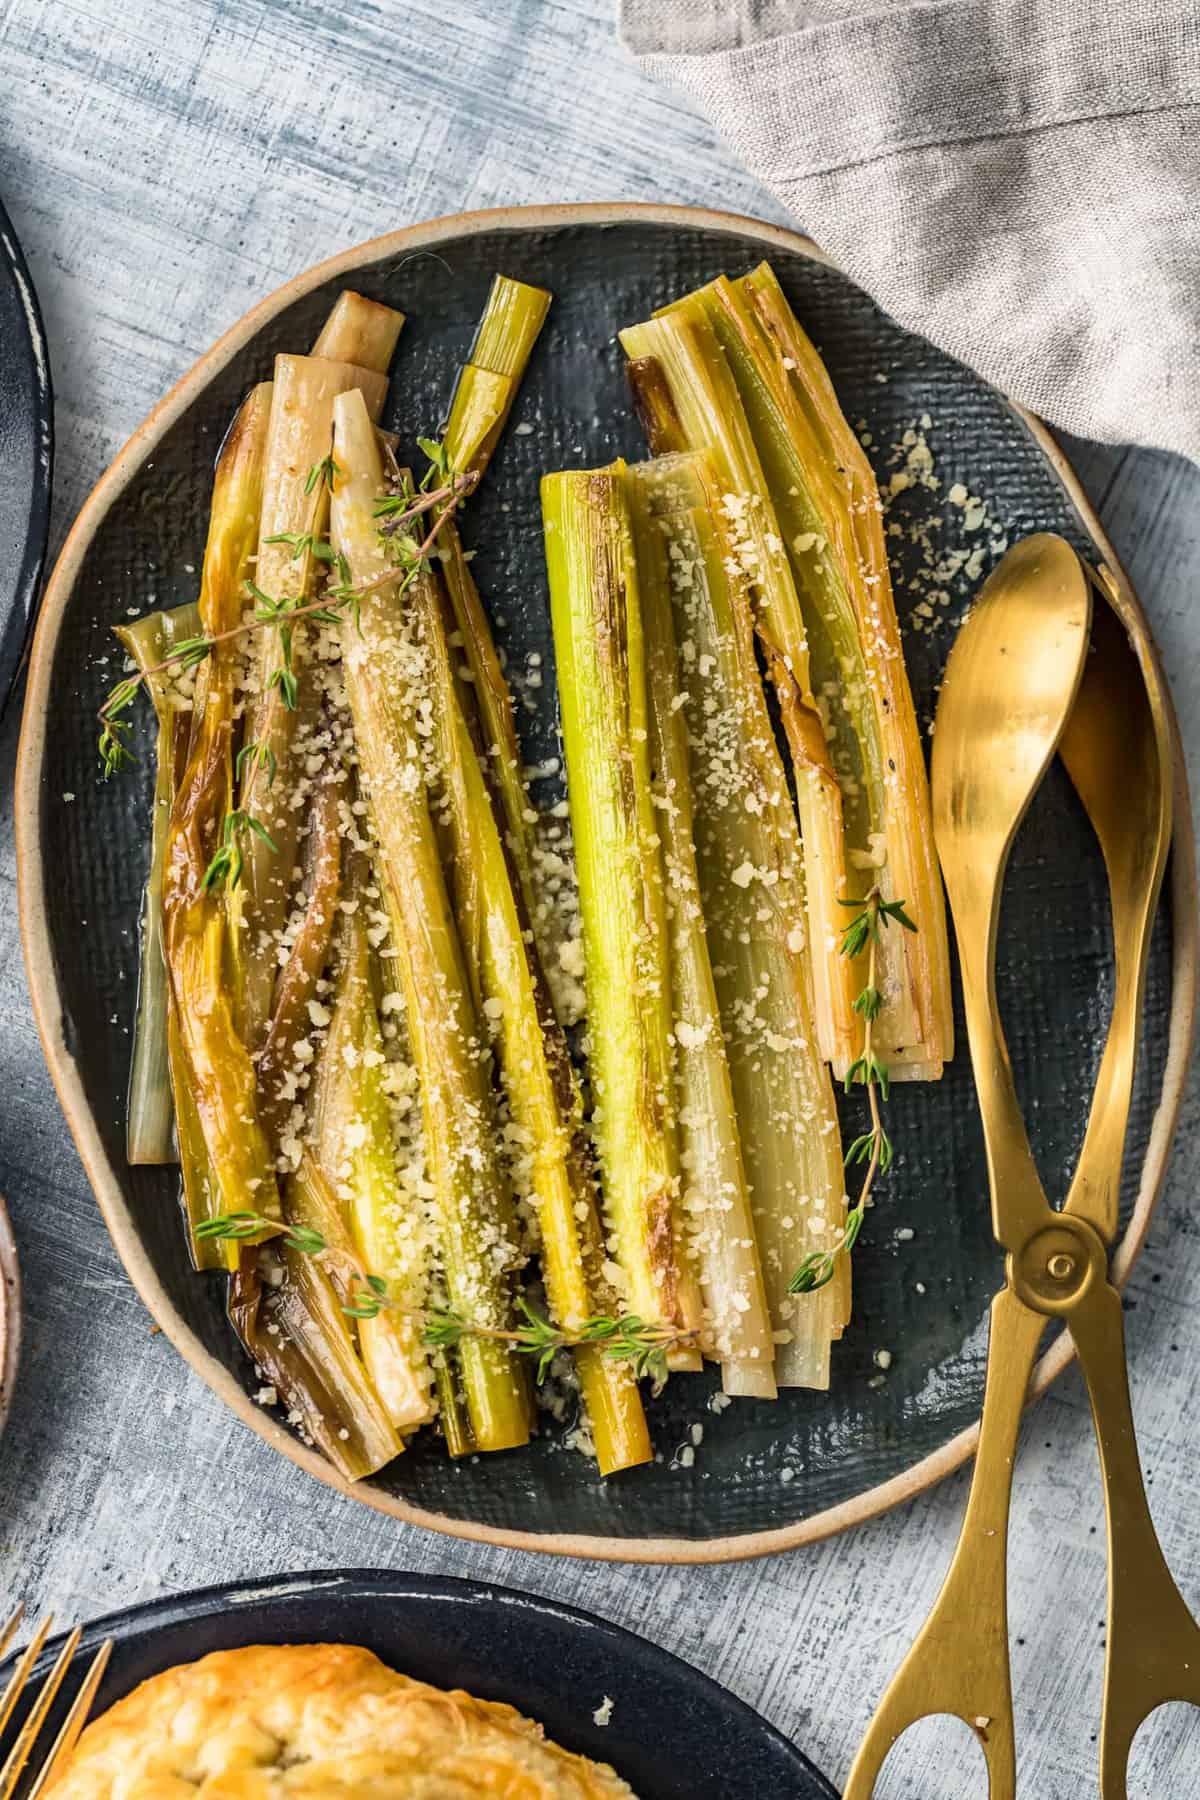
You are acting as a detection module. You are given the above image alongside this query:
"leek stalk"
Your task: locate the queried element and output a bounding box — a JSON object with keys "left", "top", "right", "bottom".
{"left": 115, "top": 603, "right": 199, "bottom": 1165}
{"left": 628, "top": 462, "right": 777, "bottom": 1398}
{"left": 160, "top": 385, "right": 279, "bottom": 1269}
{"left": 729, "top": 263, "right": 953, "bottom": 1076}
{"left": 635, "top": 452, "right": 850, "bottom": 1383}
{"left": 410, "top": 562, "right": 651, "bottom": 1471}
{"left": 542, "top": 462, "right": 704, "bottom": 1367}
{"left": 443, "top": 275, "right": 551, "bottom": 481}
{"left": 229, "top": 1169, "right": 403, "bottom": 1484}
{"left": 330, "top": 388, "right": 529, "bottom": 1453}
{"left": 620, "top": 307, "right": 859, "bottom": 1073}
{"left": 237, "top": 343, "right": 394, "bottom": 1043}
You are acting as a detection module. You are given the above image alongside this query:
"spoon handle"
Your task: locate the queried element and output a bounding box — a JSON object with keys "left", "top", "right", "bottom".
{"left": 843, "top": 1289, "right": 1045, "bottom": 1800}
{"left": 1068, "top": 1277, "right": 1200, "bottom": 1799}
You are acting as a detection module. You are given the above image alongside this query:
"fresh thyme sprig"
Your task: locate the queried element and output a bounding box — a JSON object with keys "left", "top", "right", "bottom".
{"left": 194, "top": 1210, "right": 325, "bottom": 1255}
{"left": 195, "top": 1211, "right": 692, "bottom": 1391}
{"left": 789, "top": 887, "right": 917, "bottom": 1295}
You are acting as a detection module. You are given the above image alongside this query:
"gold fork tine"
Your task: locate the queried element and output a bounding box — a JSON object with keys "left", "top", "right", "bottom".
{"left": 0, "top": 1625, "right": 82, "bottom": 1800}
{"left": 0, "top": 1617, "right": 54, "bottom": 1744}
{"left": 0, "top": 1613, "right": 24, "bottom": 1668}
{"left": 24, "top": 1639, "right": 112, "bottom": 1800}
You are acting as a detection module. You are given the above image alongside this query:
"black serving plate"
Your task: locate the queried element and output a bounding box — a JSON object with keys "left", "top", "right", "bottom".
{"left": 17, "top": 205, "right": 1190, "bottom": 1559}
{"left": 0, "top": 193, "right": 52, "bottom": 708}
{"left": 0, "top": 1571, "right": 835, "bottom": 1800}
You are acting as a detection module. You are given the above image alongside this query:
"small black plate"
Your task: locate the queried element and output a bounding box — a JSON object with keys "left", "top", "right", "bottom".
{"left": 0, "top": 194, "right": 52, "bottom": 709}
{"left": 0, "top": 1570, "right": 835, "bottom": 1800}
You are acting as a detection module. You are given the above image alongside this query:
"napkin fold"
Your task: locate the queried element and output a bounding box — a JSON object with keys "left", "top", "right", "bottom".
{"left": 620, "top": 2, "right": 1200, "bottom": 460}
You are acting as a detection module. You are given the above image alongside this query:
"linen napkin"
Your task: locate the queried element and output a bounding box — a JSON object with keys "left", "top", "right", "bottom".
{"left": 620, "top": 2, "right": 1200, "bottom": 460}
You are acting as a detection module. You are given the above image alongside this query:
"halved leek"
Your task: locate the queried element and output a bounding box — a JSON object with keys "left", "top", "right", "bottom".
{"left": 313, "top": 908, "right": 433, "bottom": 1435}
{"left": 160, "top": 384, "right": 280, "bottom": 1269}
{"left": 542, "top": 462, "right": 704, "bottom": 1368}
{"left": 330, "top": 387, "right": 529, "bottom": 1453}
{"left": 229, "top": 1168, "right": 403, "bottom": 1483}
{"left": 730, "top": 262, "right": 953, "bottom": 1076}
{"left": 410, "top": 561, "right": 651, "bottom": 1472}
{"left": 237, "top": 342, "right": 394, "bottom": 1044}
{"left": 627, "top": 461, "right": 777, "bottom": 1398}
{"left": 620, "top": 307, "right": 858, "bottom": 1073}
{"left": 443, "top": 275, "right": 551, "bottom": 480}
{"left": 636, "top": 451, "right": 849, "bottom": 1384}
{"left": 115, "top": 603, "right": 199, "bottom": 1165}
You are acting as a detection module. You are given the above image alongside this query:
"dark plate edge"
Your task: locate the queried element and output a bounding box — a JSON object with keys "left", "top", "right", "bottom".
{"left": 0, "top": 193, "right": 53, "bottom": 714}
{"left": 14, "top": 202, "right": 1198, "bottom": 1565}
{"left": 0, "top": 1194, "right": 19, "bottom": 1440}
{"left": 9, "top": 1569, "right": 838, "bottom": 1799}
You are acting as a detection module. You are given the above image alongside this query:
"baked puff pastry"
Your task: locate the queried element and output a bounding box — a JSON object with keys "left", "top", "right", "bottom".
{"left": 44, "top": 1643, "right": 637, "bottom": 1799}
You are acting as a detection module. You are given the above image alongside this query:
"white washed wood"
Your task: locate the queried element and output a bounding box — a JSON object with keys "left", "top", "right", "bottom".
{"left": 0, "top": 3, "right": 1198, "bottom": 1794}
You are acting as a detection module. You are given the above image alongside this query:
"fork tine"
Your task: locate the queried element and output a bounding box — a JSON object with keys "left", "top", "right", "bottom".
{"left": 0, "top": 1612, "right": 24, "bottom": 1668}
{"left": 24, "top": 1639, "right": 112, "bottom": 1800}
{"left": 0, "top": 1617, "right": 53, "bottom": 1743}
{"left": 0, "top": 1626, "right": 82, "bottom": 1800}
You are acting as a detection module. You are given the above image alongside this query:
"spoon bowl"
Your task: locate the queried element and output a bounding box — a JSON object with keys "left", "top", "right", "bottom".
{"left": 932, "top": 532, "right": 1093, "bottom": 915}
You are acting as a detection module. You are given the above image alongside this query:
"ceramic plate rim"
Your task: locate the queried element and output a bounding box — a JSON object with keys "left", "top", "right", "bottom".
{"left": 16, "top": 201, "right": 1198, "bottom": 1564}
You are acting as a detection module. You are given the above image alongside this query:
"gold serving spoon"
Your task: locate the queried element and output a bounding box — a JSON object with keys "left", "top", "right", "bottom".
{"left": 844, "top": 536, "right": 1193, "bottom": 1798}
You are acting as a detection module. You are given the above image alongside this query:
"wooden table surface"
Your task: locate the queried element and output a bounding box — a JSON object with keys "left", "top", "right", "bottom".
{"left": 1, "top": 4, "right": 1198, "bottom": 1794}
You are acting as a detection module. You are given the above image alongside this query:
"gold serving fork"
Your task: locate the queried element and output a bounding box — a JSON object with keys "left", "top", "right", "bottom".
{"left": 846, "top": 537, "right": 1199, "bottom": 1798}
{"left": 0, "top": 1608, "right": 112, "bottom": 1799}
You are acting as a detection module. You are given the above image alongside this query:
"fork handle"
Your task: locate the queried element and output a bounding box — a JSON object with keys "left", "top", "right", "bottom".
{"left": 1068, "top": 1277, "right": 1200, "bottom": 1800}
{"left": 844, "top": 1289, "right": 1045, "bottom": 1800}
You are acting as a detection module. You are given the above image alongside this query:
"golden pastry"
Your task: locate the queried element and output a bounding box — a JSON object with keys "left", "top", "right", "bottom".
{"left": 44, "top": 1642, "right": 636, "bottom": 1798}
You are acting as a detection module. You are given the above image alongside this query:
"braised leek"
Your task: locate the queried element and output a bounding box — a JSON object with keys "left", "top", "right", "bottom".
{"left": 633, "top": 451, "right": 850, "bottom": 1384}
{"left": 620, "top": 306, "right": 859, "bottom": 1073}
{"left": 330, "top": 387, "right": 529, "bottom": 1453}
{"left": 409, "top": 560, "right": 651, "bottom": 1472}
{"left": 728, "top": 263, "right": 953, "bottom": 1076}
{"left": 542, "top": 462, "right": 704, "bottom": 1367}
{"left": 160, "top": 384, "right": 279, "bottom": 1269}
{"left": 627, "top": 461, "right": 777, "bottom": 1397}
{"left": 116, "top": 603, "right": 200, "bottom": 1165}
{"left": 443, "top": 275, "right": 551, "bottom": 480}
{"left": 237, "top": 335, "right": 395, "bottom": 1043}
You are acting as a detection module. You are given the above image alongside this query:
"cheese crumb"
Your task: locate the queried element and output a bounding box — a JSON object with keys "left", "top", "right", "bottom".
{"left": 593, "top": 1697, "right": 614, "bottom": 1727}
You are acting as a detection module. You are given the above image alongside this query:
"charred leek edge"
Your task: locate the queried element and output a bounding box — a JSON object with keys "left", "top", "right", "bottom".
{"left": 331, "top": 388, "right": 529, "bottom": 1453}
{"left": 313, "top": 910, "right": 434, "bottom": 1435}
{"left": 115, "top": 604, "right": 200, "bottom": 1165}
{"left": 256, "top": 769, "right": 343, "bottom": 1148}
{"left": 627, "top": 462, "right": 778, "bottom": 1399}
{"left": 733, "top": 262, "right": 953, "bottom": 1076}
{"left": 640, "top": 451, "right": 850, "bottom": 1380}
{"left": 237, "top": 324, "right": 395, "bottom": 1045}
{"left": 159, "top": 384, "right": 279, "bottom": 1271}
{"left": 412, "top": 564, "right": 651, "bottom": 1473}
{"left": 542, "top": 461, "right": 704, "bottom": 1370}
{"left": 443, "top": 275, "right": 551, "bottom": 481}
{"left": 230, "top": 1186, "right": 402, "bottom": 1483}
{"left": 619, "top": 307, "right": 859, "bottom": 1075}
